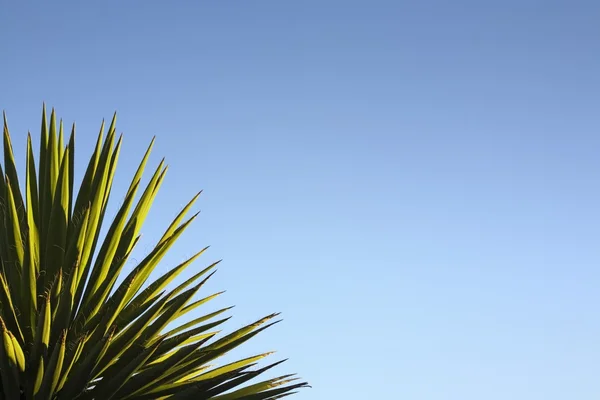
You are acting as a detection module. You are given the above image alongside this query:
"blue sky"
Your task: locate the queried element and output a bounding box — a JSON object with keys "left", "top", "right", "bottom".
{"left": 2, "top": 1, "right": 600, "bottom": 399}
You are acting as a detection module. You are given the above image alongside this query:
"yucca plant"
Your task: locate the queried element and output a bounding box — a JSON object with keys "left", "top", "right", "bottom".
{"left": 0, "top": 106, "right": 307, "bottom": 399}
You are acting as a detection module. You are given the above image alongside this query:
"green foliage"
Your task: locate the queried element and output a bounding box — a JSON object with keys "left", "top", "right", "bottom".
{"left": 0, "top": 106, "right": 307, "bottom": 399}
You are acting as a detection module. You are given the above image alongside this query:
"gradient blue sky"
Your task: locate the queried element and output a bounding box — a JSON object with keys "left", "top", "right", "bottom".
{"left": 2, "top": 1, "right": 600, "bottom": 399}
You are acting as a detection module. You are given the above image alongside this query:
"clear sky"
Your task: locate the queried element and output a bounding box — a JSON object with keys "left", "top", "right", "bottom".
{"left": 2, "top": 1, "right": 600, "bottom": 399}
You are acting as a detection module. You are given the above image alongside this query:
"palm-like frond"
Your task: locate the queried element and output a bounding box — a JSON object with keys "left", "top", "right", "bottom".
{"left": 0, "top": 107, "right": 307, "bottom": 399}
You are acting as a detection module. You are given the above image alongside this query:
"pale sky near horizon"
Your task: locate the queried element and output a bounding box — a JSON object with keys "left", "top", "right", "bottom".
{"left": 2, "top": 1, "right": 600, "bottom": 399}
